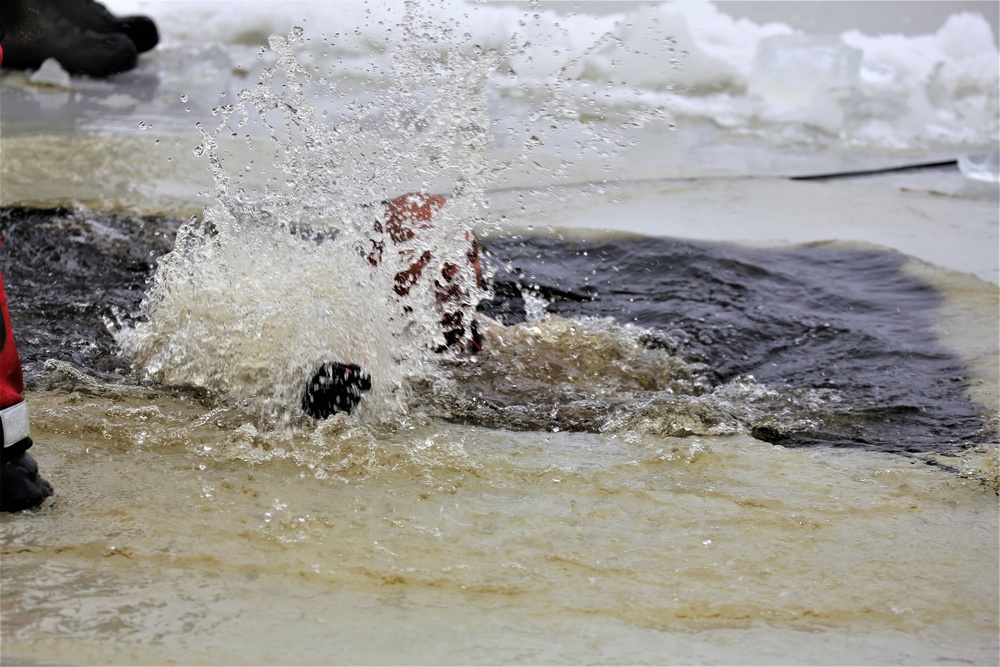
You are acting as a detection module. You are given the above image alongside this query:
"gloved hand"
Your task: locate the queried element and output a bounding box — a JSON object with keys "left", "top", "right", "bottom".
{"left": 301, "top": 362, "right": 372, "bottom": 420}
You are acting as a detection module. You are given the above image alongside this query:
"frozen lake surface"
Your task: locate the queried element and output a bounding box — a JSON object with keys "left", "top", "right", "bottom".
{"left": 1, "top": 1, "right": 997, "bottom": 664}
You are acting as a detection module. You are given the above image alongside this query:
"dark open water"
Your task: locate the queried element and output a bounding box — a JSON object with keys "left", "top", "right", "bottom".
{"left": 1, "top": 205, "right": 987, "bottom": 457}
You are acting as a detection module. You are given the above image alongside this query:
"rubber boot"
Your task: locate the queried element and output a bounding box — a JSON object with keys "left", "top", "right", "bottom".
{"left": 0, "top": 0, "right": 138, "bottom": 77}
{"left": 48, "top": 0, "right": 159, "bottom": 53}
{"left": 1, "top": 248, "right": 53, "bottom": 512}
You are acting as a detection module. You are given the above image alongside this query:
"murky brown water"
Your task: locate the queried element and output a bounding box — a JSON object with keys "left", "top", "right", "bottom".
{"left": 2, "top": 375, "right": 997, "bottom": 665}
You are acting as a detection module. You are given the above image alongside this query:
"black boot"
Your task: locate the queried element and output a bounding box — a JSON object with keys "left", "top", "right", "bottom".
{"left": 1, "top": 5, "right": 137, "bottom": 77}
{"left": 302, "top": 362, "right": 372, "bottom": 419}
{"left": 48, "top": 0, "right": 159, "bottom": 53}
{"left": 1, "top": 441, "right": 53, "bottom": 513}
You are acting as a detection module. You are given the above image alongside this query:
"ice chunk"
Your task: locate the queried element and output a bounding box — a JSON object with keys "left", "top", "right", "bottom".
{"left": 747, "top": 34, "right": 864, "bottom": 133}
{"left": 29, "top": 58, "right": 72, "bottom": 89}
{"left": 958, "top": 149, "right": 1000, "bottom": 183}
{"left": 610, "top": 5, "right": 741, "bottom": 93}
{"left": 748, "top": 34, "right": 862, "bottom": 105}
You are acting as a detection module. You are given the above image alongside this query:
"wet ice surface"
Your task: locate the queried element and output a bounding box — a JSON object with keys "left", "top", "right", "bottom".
{"left": 1, "top": 386, "right": 997, "bottom": 665}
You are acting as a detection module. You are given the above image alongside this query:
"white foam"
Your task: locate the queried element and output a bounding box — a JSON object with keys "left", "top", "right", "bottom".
{"left": 115, "top": 21, "right": 498, "bottom": 422}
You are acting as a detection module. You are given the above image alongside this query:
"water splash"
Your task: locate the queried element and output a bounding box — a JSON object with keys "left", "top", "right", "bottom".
{"left": 114, "top": 3, "right": 665, "bottom": 427}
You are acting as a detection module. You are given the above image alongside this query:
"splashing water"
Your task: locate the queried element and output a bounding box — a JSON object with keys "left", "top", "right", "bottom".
{"left": 114, "top": 4, "right": 666, "bottom": 427}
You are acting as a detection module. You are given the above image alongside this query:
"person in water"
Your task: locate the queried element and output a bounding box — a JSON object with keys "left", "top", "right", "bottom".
{"left": 0, "top": 0, "right": 158, "bottom": 78}
{"left": 302, "top": 192, "right": 485, "bottom": 420}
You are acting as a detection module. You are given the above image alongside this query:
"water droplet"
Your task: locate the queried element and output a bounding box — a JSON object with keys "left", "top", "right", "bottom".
{"left": 138, "top": 120, "right": 150, "bottom": 130}
{"left": 179, "top": 93, "right": 188, "bottom": 102}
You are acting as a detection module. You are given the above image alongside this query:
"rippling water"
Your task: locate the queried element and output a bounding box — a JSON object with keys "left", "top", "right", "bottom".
{"left": 2, "top": 206, "right": 990, "bottom": 455}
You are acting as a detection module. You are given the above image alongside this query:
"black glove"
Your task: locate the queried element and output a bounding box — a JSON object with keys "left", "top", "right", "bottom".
{"left": 301, "top": 362, "right": 372, "bottom": 419}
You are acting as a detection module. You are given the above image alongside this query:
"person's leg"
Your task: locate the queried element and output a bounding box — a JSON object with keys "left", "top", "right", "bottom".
{"left": 1, "top": 259, "right": 53, "bottom": 513}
